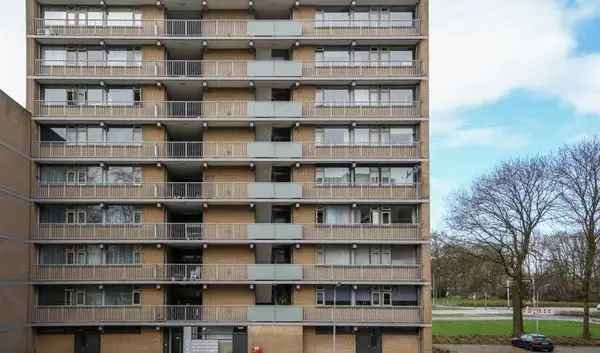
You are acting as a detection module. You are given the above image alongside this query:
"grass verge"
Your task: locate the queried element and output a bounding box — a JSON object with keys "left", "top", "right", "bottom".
{"left": 433, "top": 320, "right": 600, "bottom": 338}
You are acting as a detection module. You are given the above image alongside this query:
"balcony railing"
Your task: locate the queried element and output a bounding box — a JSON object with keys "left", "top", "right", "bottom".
{"left": 32, "top": 100, "right": 422, "bottom": 120}
{"left": 31, "top": 263, "right": 423, "bottom": 283}
{"left": 31, "top": 305, "right": 425, "bottom": 325}
{"left": 32, "top": 223, "right": 423, "bottom": 242}
{"left": 33, "top": 60, "right": 422, "bottom": 79}
{"left": 34, "top": 182, "right": 423, "bottom": 201}
{"left": 31, "top": 19, "right": 421, "bottom": 38}
{"left": 32, "top": 141, "right": 422, "bottom": 160}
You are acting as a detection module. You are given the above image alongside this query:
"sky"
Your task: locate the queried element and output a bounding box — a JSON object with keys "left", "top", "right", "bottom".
{"left": 1, "top": 0, "right": 600, "bottom": 230}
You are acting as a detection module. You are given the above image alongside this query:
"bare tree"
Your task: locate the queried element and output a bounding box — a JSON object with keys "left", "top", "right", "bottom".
{"left": 446, "top": 157, "right": 557, "bottom": 336}
{"left": 553, "top": 137, "right": 600, "bottom": 339}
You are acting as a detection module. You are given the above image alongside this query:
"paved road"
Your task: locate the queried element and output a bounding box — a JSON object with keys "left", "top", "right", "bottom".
{"left": 436, "top": 344, "right": 599, "bottom": 353}
{"left": 433, "top": 307, "right": 600, "bottom": 323}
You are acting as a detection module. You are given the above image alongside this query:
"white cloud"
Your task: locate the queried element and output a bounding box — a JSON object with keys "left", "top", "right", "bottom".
{"left": 0, "top": 3, "right": 26, "bottom": 105}
{"left": 429, "top": 0, "right": 600, "bottom": 229}
{"left": 431, "top": 110, "right": 526, "bottom": 149}
{"left": 430, "top": 0, "right": 600, "bottom": 115}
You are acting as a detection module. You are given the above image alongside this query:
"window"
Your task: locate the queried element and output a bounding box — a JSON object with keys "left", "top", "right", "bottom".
{"left": 369, "top": 246, "right": 392, "bottom": 265}
{"left": 105, "top": 246, "right": 140, "bottom": 264}
{"left": 65, "top": 248, "right": 75, "bottom": 264}
{"left": 388, "top": 128, "right": 414, "bottom": 144}
{"left": 41, "top": 86, "right": 141, "bottom": 106}
{"left": 316, "top": 87, "right": 415, "bottom": 106}
{"left": 106, "top": 127, "right": 143, "bottom": 144}
{"left": 314, "top": 47, "right": 413, "bottom": 67}
{"left": 106, "top": 206, "right": 142, "bottom": 223}
{"left": 106, "top": 166, "right": 142, "bottom": 184}
{"left": 316, "top": 89, "right": 351, "bottom": 106}
{"left": 317, "top": 246, "right": 351, "bottom": 265}
{"left": 316, "top": 288, "right": 326, "bottom": 305}
{"left": 315, "top": 167, "right": 351, "bottom": 184}
{"left": 371, "top": 287, "right": 392, "bottom": 306}
{"left": 132, "top": 288, "right": 141, "bottom": 305}
{"left": 388, "top": 167, "right": 415, "bottom": 184}
{"left": 107, "top": 9, "right": 142, "bottom": 27}
{"left": 315, "top": 128, "right": 350, "bottom": 145}
{"left": 66, "top": 168, "right": 87, "bottom": 184}
{"left": 42, "top": 48, "right": 67, "bottom": 66}
{"left": 65, "top": 208, "right": 86, "bottom": 224}
{"left": 315, "top": 8, "right": 414, "bottom": 28}
{"left": 108, "top": 88, "right": 138, "bottom": 105}
{"left": 314, "top": 166, "right": 416, "bottom": 186}
{"left": 315, "top": 10, "right": 350, "bottom": 27}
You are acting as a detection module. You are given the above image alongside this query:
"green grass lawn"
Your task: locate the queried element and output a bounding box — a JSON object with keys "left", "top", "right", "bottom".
{"left": 433, "top": 320, "right": 600, "bottom": 338}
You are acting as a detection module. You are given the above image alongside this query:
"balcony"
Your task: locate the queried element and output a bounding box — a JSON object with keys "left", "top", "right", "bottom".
{"left": 32, "top": 141, "right": 423, "bottom": 161}
{"left": 33, "top": 182, "right": 423, "bottom": 202}
{"left": 32, "top": 60, "right": 423, "bottom": 80}
{"left": 31, "top": 223, "right": 423, "bottom": 243}
{"left": 31, "top": 305, "right": 425, "bottom": 326}
{"left": 32, "top": 100, "right": 423, "bottom": 121}
{"left": 30, "top": 263, "right": 423, "bottom": 283}
{"left": 31, "top": 19, "right": 422, "bottom": 39}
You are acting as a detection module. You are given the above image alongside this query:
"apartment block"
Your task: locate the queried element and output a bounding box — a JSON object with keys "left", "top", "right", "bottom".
{"left": 24, "top": 1, "right": 430, "bottom": 353}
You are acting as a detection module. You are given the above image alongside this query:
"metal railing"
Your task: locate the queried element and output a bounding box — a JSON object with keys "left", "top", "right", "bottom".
{"left": 31, "top": 263, "right": 423, "bottom": 282}
{"left": 32, "top": 141, "right": 422, "bottom": 160}
{"left": 34, "top": 182, "right": 423, "bottom": 201}
{"left": 32, "top": 100, "right": 422, "bottom": 119}
{"left": 32, "top": 223, "right": 422, "bottom": 242}
{"left": 33, "top": 60, "right": 423, "bottom": 78}
{"left": 31, "top": 305, "right": 424, "bottom": 324}
{"left": 303, "top": 61, "right": 421, "bottom": 77}
{"left": 31, "top": 18, "right": 421, "bottom": 38}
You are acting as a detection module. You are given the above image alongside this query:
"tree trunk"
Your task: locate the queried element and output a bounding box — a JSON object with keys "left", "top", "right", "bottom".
{"left": 582, "top": 234, "right": 596, "bottom": 340}
{"left": 511, "top": 272, "right": 524, "bottom": 337}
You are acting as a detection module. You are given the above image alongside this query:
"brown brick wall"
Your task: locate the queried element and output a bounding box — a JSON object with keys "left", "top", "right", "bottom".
{"left": 293, "top": 245, "right": 315, "bottom": 264}
{"left": 0, "top": 90, "right": 32, "bottom": 353}
{"left": 141, "top": 6, "right": 164, "bottom": 20}
{"left": 421, "top": 327, "right": 432, "bottom": 353}
{"left": 292, "top": 6, "right": 316, "bottom": 20}
{"left": 202, "top": 11, "right": 254, "bottom": 20}
{"left": 303, "top": 327, "right": 355, "bottom": 353}
{"left": 203, "top": 245, "right": 254, "bottom": 264}
{"left": 142, "top": 287, "right": 164, "bottom": 305}
{"left": 292, "top": 86, "right": 316, "bottom": 102}
{"left": 292, "top": 47, "right": 316, "bottom": 62}
{"left": 35, "top": 333, "right": 74, "bottom": 353}
{"left": 203, "top": 49, "right": 255, "bottom": 60}
{"left": 143, "top": 86, "right": 167, "bottom": 103}
{"left": 292, "top": 126, "right": 314, "bottom": 143}
{"left": 142, "top": 165, "right": 165, "bottom": 182}
{"left": 142, "top": 125, "right": 166, "bottom": 142}
{"left": 382, "top": 333, "right": 419, "bottom": 353}
{"left": 203, "top": 206, "right": 255, "bottom": 223}
{"left": 101, "top": 328, "right": 162, "bottom": 353}
{"left": 292, "top": 206, "right": 316, "bottom": 224}
{"left": 143, "top": 206, "right": 165, "bottom": 223}
{"left": 293, "top": 286, "right": 315, "bottom": 305}
{"left": 142, "top": 46, "right": 165, "bottom": 61}
{"left": 203, "top": 127, "right": 255, "bottom": 142}
{"left": 203, "top": 166, "right": 255, "bottom": 182}
{"left": 293, "top": 165, "right": 315, "bottom": 183}
{"left": 203, "top": 88, "right": 255, "bottom": 101}
{"left": 202, "top": 285, "right": 254, "bottom": 305}
{"left": 248, "top": 326, "right": 303, "bottom": 353}
{"left": 142, "top": 245, "right": 165, "bottom": 263}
